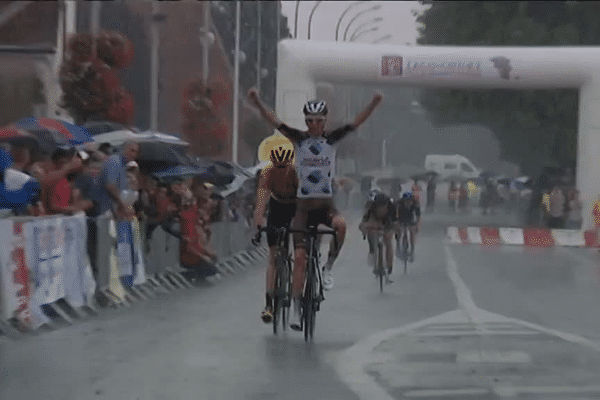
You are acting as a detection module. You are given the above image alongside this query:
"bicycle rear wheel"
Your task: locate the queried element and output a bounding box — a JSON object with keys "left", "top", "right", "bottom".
{"left": 281, "top": 257, "right": 292, "bottom": 331}
{"left": 304, "top": 257, "right": 318, "bottom": 342}
{"left": 403, "top": 231, "right": 409, "bottom": 275}
{"left": 377, "top": 241, "right": 384, "bottom": 292}
{"left": 273, "top": 251, "right": 287, "bottom": 334}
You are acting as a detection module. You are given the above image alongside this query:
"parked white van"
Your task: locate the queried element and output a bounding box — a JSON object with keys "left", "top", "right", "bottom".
{"left": 424, "top": 154, "right": 481, "bottom": 180}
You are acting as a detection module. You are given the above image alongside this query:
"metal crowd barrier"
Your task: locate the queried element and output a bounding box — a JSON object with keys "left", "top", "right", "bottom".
{"left": 0, "top": 212, "right": 268, "bottom": 338}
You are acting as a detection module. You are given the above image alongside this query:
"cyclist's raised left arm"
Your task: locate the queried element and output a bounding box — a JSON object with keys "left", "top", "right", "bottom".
{"left": 351, "top": 91, "right": 383, "bottom": 129}
{"left": 326, "top": 91, "right": 384, "bottom": 144}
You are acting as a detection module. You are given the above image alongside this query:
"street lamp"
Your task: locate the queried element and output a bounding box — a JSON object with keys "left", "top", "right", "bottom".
{"left": 294, "top": 0, "right": 300, "bottom": 39}
{"left": 350, "top": 26, "right": 379, "bottom": 42}
{"left": 335, "top": 1, "right": 367, "bottom": 41}
{"left": 256, "top": 1, "right": 262, "bottom": 92}
{"left": 349, "top": 17, "right": 382, "bottom": 41}
{"left": 233, "top": 0, "right": 241, "bottom": 164}
{"left": 343, "top": 4, "right": 382, "bottom": 42}
{"left": 307, "top": 0, "right": 322, "bottom": 40}
{"left": 150, "top": 3, "right": 167, "bottom": 131}
{"left": 350, "top": 16, "right": 382, "bottom": 37}
{"left": 372, "top": 34, "right": 392, "bottom": 44}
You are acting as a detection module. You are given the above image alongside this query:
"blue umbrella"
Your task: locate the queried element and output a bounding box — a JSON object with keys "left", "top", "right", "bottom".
{"left": 13, "top": 118, "right": 93, "bottom": 146}
{"left": 152, "top": 165, "right": 214, "bottom": 182}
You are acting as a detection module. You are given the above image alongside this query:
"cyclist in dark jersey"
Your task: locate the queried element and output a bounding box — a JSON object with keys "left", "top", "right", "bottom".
{"left": 359, "top": 191, "right": 395, "bottom": 279}
{"left": 253, "top": 144, "right": 297, "bottom": 323}
{"left": 395, "top": 192, "right": 421, "bottom": 262}
{"left": 248, "top": 87, "right": 383, "bottom": 331}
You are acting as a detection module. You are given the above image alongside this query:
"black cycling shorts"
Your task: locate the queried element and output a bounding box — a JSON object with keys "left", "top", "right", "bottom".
{"left": 292, "top": 198, "right": 338, "bottom": 247}
{"left": 397, "top": 220, "right": 416, "bottom": 227}
{"left": 266, "top": 197, "right": 297, "bottom": 248}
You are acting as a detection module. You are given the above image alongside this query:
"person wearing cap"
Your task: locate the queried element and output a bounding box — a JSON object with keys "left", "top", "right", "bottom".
{"left": 0, "top": 145, "right": 41, "bottom": 215}
{"left": 97, "top": 141, "right": 139, "bottom": 220}
{"left": 71, "top": 149, "right": 103, "bottom": 279}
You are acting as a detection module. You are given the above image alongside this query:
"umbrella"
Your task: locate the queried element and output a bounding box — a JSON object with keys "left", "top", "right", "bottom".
{"left": 84, "top": 121, "right": 129, "bottom": 136}
{"left": 189, "top": 157, "right": 235, "bottom": 187}
{"left": 152, "top": 165, "right": 215, "bottom": 183}
{"left": 13, "top": 118, "right": 93, "bottom": 146}
{"left": 136, "top": 131, "right": 189, "bottom": 146}
{"left": 0, "top": 127, "right": 46, "bottom": 152}
{"left": 137, "top": 144, "right": 192, "bottom": 173}
{"left": 92, "top": 129, "right": 140, "bottom": 147}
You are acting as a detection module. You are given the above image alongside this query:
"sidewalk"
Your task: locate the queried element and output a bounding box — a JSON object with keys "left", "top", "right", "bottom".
{"left": 337, "top": 309, "right": 600, "bottom": 399}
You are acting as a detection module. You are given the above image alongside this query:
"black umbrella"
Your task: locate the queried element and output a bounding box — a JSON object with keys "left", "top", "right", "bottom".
{"left": 84, "top": 121, "right": 128, "bottom": 136}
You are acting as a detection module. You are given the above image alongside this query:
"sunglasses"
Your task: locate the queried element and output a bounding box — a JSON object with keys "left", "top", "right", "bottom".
{"left": 305, "top": 117, "right": 325, "bottom": 123}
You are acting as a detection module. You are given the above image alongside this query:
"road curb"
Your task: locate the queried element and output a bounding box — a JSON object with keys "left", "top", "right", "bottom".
{"left": 446, "top": 226, "right": 596, "bottom": 247}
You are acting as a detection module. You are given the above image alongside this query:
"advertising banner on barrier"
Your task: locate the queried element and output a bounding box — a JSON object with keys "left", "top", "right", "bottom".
{"left": 61, "top": 213, "right": 96, "bottom": 307}
{"left": 26, "top": 217, "right": 66, "bottom": 306}
{"left": 0, "top": 220, "right": 38, "bottom": 326}
{"left": 131, "top": 218, "right": 146, "bottom": 285}
{"left": 108, "top": 219, "right": 127, "bottom": 301}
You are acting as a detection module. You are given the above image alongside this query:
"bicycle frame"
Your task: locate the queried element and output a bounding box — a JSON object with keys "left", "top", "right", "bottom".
{"left": 288, "top": 225, "right": 336, "bottom": 342}
{"left": 367, "top": 229, "right": 388, "bottom": 292}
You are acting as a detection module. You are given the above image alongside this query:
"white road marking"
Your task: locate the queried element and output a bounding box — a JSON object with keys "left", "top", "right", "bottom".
{"left": 403, "top": 388, "right": 489, "bottom": 397}
{"left": 335, "top": 243, "right": 600, "bottom": 399}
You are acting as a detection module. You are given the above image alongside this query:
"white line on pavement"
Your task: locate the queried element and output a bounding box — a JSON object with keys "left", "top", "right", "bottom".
{"left": 335, "top": 243, "right": 600, "bottom": 400}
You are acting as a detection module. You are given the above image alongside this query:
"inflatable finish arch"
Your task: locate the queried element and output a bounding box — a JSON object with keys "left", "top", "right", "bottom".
{"left": 276, "top": 39, "right": 600, "bottom": 230}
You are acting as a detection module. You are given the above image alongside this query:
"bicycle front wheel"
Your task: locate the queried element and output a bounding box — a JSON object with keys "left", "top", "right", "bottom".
{"left": 377, "top": 241, "right": 384, "bottom": 293}
{"left": 304, "top": 259, "right": 318, "bottom": 342}
{"left": 403, "top": 231, "right": 409, "bottom": 275}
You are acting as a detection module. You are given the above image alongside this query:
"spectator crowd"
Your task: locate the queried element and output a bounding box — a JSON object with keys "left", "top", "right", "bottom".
{"left": 0, "top": 139, "right": 260, "bottom": 286}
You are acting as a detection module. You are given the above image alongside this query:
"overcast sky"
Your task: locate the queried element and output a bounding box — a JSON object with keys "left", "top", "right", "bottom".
{"left": 280, "top": 1, "right": 428, "bottom": 45}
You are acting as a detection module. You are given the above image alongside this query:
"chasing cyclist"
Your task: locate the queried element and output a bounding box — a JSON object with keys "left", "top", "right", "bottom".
{"left": 253, "top": 144, "right": 298, "bottom": 324}
{"left": 248, "top": 87, "right": 383, "bottom": 331}
{"left": 359, "top": 190, "right": 395, "bottom": 281}
{"left": 395, "top": 192, "right": 421, "bottom": 262}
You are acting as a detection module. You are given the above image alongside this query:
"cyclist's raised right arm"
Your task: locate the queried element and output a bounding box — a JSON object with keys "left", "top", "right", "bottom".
{"left": 248, "top": 88, "right": 303, "bottom": 143}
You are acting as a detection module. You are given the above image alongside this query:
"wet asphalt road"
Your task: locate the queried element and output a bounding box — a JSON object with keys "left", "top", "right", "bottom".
{"left": 1, "top": 209, "right": 600, "bottom": 399}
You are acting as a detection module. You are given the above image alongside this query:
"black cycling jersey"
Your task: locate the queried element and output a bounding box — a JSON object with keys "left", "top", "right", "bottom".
{"left": 396, "top": 199, "right": 421, "bottom": 224}
{"left": 362, "top": 198, "right": 396, "bottom": 229}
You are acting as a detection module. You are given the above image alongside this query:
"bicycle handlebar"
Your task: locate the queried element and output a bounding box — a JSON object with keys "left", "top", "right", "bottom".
{"left": 252, "top": 225, "right": 337, "bottom": 246}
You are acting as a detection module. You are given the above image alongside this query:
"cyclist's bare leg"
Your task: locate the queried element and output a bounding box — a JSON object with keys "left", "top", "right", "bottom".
{"left": 325, "top": 214, "right": 346, "bottom": 269}
{"left": 261, "top": 246, "right": 278, "bottom": 322}
{"left": 409, "top": 225, "right": 416, "bottom": 254}
{"left": 266, "top": 246, "right": 277, "bottom": 298}
{"left": 292, "top": 244, "right": 307, "bottom": 300}
{"left": 384, "top": 231, "right": 394, "bottom": 272}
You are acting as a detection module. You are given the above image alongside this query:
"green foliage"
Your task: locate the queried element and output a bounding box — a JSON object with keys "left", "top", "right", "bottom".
{"left": 415, "top": 1, "right": 595, "bottom": 174}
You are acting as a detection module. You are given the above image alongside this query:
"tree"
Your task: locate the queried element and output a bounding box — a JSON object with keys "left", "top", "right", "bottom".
{"left": 181, "top": 78, "right": 229, "bottom": 156}
{"left": 59, "top": 31, "right": 135, "bottom": 126}
{"left": 414, "top": 1, "right": 597, "bottom": 175}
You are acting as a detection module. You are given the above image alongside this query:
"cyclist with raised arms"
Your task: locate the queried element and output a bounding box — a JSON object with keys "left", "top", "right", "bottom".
{"left": 359, "top": 190, "right": 395, "bottom": 281}
{"left": 248, "top": 87, "right": 383, "bottom": 331}
{"left": 395, "top": 192, "right": 421, "bottom": 262}
{"left": 253, "top": 144, "right": 298, "bottom": 324}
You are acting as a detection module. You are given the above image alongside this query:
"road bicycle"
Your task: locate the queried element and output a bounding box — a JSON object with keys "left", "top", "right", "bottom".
{"left": 253, "top": 226, "right": 293, "bottom": 335}
{"left": 289, "top": 225, "right": 336, "bottom": 342}
{"left": 363, "top": 228, "right": 392, "bottom": 292}
{"left": 396, "top": 223, "right": 412, "bottom": 275}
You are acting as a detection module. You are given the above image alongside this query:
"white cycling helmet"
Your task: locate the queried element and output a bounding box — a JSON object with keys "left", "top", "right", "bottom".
{"left": 303, "top": 100, "right": 328, "bottom": 116}
{"left": 368, "top": 189, "right": 381, "bottom": 202}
